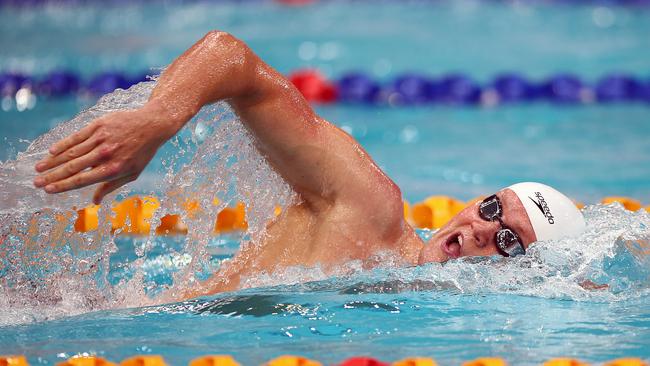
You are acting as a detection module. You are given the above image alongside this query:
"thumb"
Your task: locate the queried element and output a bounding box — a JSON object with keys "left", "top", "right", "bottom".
{"left": 92, "top": 174, "right": 137, "bottom": 205}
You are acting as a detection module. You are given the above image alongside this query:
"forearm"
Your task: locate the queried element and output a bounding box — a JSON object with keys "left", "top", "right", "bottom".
{"left": 146, "top": 31, "right": 258, "bottom": 136}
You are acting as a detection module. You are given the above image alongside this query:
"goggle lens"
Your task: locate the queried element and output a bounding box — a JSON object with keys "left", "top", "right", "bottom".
{"left": 479, "top": 195, "right": 501, "bottom": 221}
{"left": 497, "top": 229, "right": 517, "bottom": 250}
{"left": 478, "top": 195, "right": 526, "bottom": 258}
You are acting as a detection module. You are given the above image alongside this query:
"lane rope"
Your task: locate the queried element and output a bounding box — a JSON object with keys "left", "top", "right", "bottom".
{"left": 1, "top": 69, "right": 649, "bottom": 107}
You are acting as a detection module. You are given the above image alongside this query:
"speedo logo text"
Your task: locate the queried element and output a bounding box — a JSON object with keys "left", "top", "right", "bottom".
{"left": 529, "top": 192, "right": 555, "bottom": 224}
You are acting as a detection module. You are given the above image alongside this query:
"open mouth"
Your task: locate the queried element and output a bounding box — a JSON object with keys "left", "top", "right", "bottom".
{"left": 442, "top": 232, "right": 463, "bottom": 259}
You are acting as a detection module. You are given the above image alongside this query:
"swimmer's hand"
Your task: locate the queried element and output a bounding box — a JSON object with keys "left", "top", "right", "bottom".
{"left": 33, "top": 102, "right": 178, "bottom": 204}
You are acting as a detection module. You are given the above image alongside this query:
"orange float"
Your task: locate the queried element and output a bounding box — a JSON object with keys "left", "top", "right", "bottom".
{"left": 214, "top": 201, "right": 248, "bottom": 234}
{"left": 189, "top": 355, "right": 240, "bottom": 366}
{"left": 74, "top": 204, "right": 100, "bottom": 232}
{"left": 462, "top": 358, "right": 507, "bottom": 366}
{"left": 410, "top": 196, "right": 466, "bottom": 229}
{"left": 266, "top": 355, "right": 321, "bottom": 366}
{"left": 155, "top": 214, "right": 188, "bottom": 235}
{"left": 0, "top": 356, "right": 28, "bottom": 366}
{"left": 111, "top": 196, "right": 160, "bottom": 235}
{"left": 57, "top": 356, "right": 116, "bottom": 366}
{"left": 120, "top": 356, "right": 166, "bottom": 366}
{"left": 392, "top": 357, "right": 438, "bottom": 366}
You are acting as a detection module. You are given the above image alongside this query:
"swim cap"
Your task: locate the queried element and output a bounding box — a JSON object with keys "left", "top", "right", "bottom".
{"left": 507, "top": 182, "right": 586, "bottom": 242}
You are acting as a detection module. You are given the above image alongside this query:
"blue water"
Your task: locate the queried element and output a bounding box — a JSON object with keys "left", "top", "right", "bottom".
{"left": 1, "top": 2, "right": 650, "bottom": 365}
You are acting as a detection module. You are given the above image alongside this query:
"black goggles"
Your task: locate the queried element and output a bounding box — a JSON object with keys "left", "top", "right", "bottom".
{"left": 478, "top": 195, "right": 526, "bottom": 258}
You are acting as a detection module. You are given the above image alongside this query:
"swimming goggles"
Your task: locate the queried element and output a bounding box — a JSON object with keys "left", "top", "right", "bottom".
{"left": 478, "top": 195, "right": 526, "bottom": 258}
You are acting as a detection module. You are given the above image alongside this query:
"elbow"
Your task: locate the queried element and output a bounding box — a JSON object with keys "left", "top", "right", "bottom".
{"left": 200, "top": 30, "right": 256, "bottom": 91}
{"left": 202, "top": 30, "right": 236, "bottom": 45}
{"left": 201, "top": 30, "right": 248, "bottom": 58}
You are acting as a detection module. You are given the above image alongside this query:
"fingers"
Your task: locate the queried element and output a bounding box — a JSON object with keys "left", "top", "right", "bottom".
{"left": 34, "top": 147, "right": 106, "bottom": 188}
{"left": 93, "top": 174, "right": 137, "bottom": 205}
{"left": 35, "top": 136, "right": 99, "bottom": 173}
{"left": 40, "top": 162, "right": 123, "bottom": 194}
{"left": 48, "top": 122, "right": 99, "bottom": 156}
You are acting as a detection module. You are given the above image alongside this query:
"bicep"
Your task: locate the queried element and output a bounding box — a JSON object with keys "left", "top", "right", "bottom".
{"left": 231, "top": 57, "right": 403, "bottom": 226}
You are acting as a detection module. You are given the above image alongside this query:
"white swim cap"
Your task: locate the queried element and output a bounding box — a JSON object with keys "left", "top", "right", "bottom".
{"left": 507, "top": 182, "right": 586, "bottom": 242}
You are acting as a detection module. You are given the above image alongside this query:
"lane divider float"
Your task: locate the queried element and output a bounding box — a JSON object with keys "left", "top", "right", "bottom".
{"left": 2, "top": 69, "right": 649, "bottom": 106}
{"left": 1, "top": 355, "right": 648, "bottom": 366}
{"left": 70, "top": 195, "right": 650, "bottom": 235}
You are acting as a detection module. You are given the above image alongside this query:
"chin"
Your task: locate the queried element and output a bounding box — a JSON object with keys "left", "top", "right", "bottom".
{"left": 418, "top": 233, "right": 447, "bottom": 264}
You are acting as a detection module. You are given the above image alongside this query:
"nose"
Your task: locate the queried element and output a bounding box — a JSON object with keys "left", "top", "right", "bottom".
{"left": 470, "top": 218, "right": 500, "bottom": 248}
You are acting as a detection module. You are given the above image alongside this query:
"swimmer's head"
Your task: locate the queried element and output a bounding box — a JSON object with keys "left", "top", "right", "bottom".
{"left": 418, "top": 182, "right": 586, "bottom": 264}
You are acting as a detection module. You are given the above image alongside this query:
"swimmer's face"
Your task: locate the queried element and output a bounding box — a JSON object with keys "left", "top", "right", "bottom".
{"left": 418, "top": 188, "right": 537, "bottom": 264}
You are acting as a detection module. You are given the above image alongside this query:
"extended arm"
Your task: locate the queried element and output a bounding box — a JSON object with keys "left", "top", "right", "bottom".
{"left": 149, "top": 31, "right": 401, "bottom": 213}
{"left": 34, "top": 31, "right": 402, "bottom": 221}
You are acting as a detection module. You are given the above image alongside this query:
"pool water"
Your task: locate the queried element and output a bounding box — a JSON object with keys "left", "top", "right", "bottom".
{"left": 1, "top": 1, "right": 650, "bottom": 365}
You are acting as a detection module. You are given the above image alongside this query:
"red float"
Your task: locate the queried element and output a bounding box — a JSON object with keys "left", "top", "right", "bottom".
{"left": 339, "top": 357, "right": 389, "bottom": 366}
{"left": 288, "top": 69, "right": 338, "bottom": 104}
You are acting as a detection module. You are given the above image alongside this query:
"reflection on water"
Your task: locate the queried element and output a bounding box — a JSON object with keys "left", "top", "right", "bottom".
{"left": 194, "top": 295, "right": 291, "bottom": 317}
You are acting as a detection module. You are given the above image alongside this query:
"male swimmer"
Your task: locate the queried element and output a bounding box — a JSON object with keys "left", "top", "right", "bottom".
{"left": 31, "top": 31, "right": 586, "bottom": 297}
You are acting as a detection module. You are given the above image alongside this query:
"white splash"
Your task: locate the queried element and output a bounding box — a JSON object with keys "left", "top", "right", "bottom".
{"left": 327, "top": 203, "right": 650, "bottom": 302}
{"left": 0, "top": 81, "right": 295, "bottom": 325}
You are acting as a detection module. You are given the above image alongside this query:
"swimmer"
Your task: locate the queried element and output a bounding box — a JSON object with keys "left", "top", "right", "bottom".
{"left": 32, "top": 31, "right": 586, "bottom": 297}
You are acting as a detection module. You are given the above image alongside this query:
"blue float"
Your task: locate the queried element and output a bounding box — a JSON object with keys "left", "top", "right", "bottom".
{"left": 636, "top": 79, "right": 650, "bottom": 102}
{"left": 595, "top": 74, "right": 639, "bottom": 102}
{"left": 337, "top": 72, "right": 380, "bottom": 104}
{"left": 37, "top": 70, "right": 80, "bottom": 97}
{"left": 0, "top": 73, "right": 31, "bottom": 96}
{"left": 438, "top": 74, "right": 481, "bottom": 105}
{"left": 540, "top": 74, "right": 584, "bottom": 103}
{"left": 86, "top": 72, "right": 131, "bottom": 96}
{"left": 386, "top": 74, "right": 437, "bottom": 105}
{"left": 492, "top": 73, "right": 536, "bottom": 102}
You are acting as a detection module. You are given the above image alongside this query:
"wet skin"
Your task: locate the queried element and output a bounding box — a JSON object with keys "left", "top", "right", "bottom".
{"left": 32, "top": 31, "right": 536, "bottom": 298}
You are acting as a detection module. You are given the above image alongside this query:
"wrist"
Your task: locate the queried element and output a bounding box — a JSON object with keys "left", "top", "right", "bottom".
{"left": 142, "top": 98, "right": 196, "bottom": 139}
